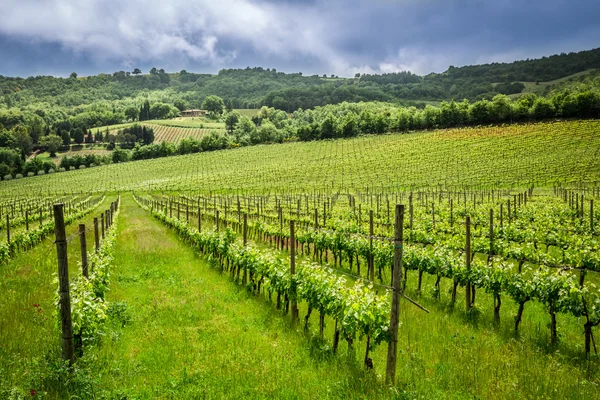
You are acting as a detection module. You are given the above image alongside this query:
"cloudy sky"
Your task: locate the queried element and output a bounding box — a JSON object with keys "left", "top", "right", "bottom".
{"left": 0, "top": 0, "right": 598, "bottom": 78}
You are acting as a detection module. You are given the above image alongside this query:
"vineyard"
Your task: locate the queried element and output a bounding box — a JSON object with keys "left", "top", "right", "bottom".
{"left": 1, "top": 120, "right": 600, "bottom": 399}
{"left": 150, "top": 124, "right": 212, "bottom": 143}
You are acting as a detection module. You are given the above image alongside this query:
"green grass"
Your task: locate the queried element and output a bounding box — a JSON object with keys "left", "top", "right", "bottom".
{"left": 235, "top": 108, "right": 259, "bottom": 118}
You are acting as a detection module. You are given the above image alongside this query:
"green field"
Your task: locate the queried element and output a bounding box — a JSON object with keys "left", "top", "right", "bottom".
{"left": 1, "top": 120, "right": 600, "bottom": 399}
{"left": 506, "top": 69, "right": 598, "bottom": 99}
{"left": 7, "top": 120, "right": 600, "bottom": 196}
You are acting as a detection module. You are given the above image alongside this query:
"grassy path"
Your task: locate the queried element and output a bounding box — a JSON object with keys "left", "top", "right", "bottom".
{"left": 84, "top": 195, "right": 382, "bottom": 399}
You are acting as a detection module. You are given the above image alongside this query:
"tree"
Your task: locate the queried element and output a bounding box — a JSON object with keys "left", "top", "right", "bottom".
{"left": 139, "top": 100, "right": 151, "bottom": 121}
{"left": 225, "top": 112, "right": 240, "bottom": 133}
{"left": 39, "top": 134, "right": 62, "bottom": 157}
{"left": 142, "top": 126, "right": 155, "bottom": 145}
{"left": 202, "top": 95, "right": 225, "bottom": 115}
{"left": 226, "top": 99, "right": 233, "bottom": 112}
{"left": 60, "top": 130, "right": 71, "bottom": 146}
{"left": 12, "top": 125, "right": 32, "bottom": 155}
{"left": 112, "top": 147, "right": 131, "bottom": 163}
{"left": 70, "top": 72, "right": 78, "bottom": 79}
{"left": 149, "top": 67, "right": 158, "bottom": 75}
{"left": 125, "top": 106, "right": 139, "bottom": 122}
{"left": 174, "top": 99, "right": 189, "bottom": 112}
{"left": 25, "top": 114, "right": 45, "bottom": 144}
{"left": 132, "top": 68, "right": 142, "bottom": 75}
{"left": 71, "top": 128, "right": 85, "bottom": 144}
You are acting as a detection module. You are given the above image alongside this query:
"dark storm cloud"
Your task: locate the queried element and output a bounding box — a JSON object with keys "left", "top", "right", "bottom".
{"left": 0, "top": 0, "right": 597, "bottom": 77}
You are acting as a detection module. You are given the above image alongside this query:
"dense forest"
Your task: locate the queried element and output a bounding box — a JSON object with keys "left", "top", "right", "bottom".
{"left": 0, "top": 47, "right": 599, "bottom": 178}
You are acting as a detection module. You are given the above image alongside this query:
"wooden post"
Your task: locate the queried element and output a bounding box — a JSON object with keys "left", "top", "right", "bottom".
{"left": 215, "top": 210, "right": 220, "bottom": 232}
{"left": 465, "top": 216, "right": 472, "bottom": 312}
{"left": 591, "top": 200, "right": 594, "bottom": 234}
{"left": 5, "top": 214, "right": 10, "bottom": 248}
{"left": 94, "top": 218, "right": 99, "bottom": 252}
{"left": 500, "top": 204, "right": 503, "bottom": 229}
{"left": 290, "top": 220, "right": 298, "bottom": 324}
{"left": 385, "top": 204, "right": 404, "bottom": 385}
{"left": 369, "top": 210, "right": 374, "bottom": 282}
{"left": 409, "top": 195, "right": 414, "bottom": 236}
{"left": 101, "top": 213, "right": 105, "bottom": 239}
{"left": 54, "top": 204, "right": 75, "bottom": 366}
{"left": 197, "top": 207, "right": 202, "bottom": 231}
{"left": 242, "top": 214, "right": 248, "bottom": 286}
{"left": 489, "top": 209, "right": 494, "bottom": 260}
{"left": 40, "top": 208, "right": 43, "bottom": 228}
{"left": 25, "top": 210, "right": 29, "bottom": 231}
{"left": 79, "top": 224, "right": 88, "bottom": 278}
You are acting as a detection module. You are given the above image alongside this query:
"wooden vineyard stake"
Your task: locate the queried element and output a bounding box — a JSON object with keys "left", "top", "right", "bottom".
{"left": 79, "top": 224, "right": 88, "bottom": 278}
{"left": 198, "top": 207, "right": 202, "bottom": 231}
{"left": 290, "top": 220, "right": 299, "bottom": 324}
{"left": 101, "top": 213, "right": 105, "bottom": 239}
{"left": 591, "top": 200, "right": 594, "bottom": 234}
{"left": 5, "top": 214, "right": 10, "bottom": 249}
{"left": 489, "top": 209, "right": 494, "bottom": 263}
{"left": 369, "top": 210, "right": 374, "bottom": 282}
{"left": 385, "top": 204, "right": 404, "bottom": 385}
{"left": 466, "top": 216, "right": 472, "bottom": 312}
{"left": 94, "top": 218, "right": 100, "bottom": 252}
{"left": 215, "top": 210, "right": 220, "bottom": 232}
{"left": 53, "top": 204, "right": 75, "bottom": 366}
{"left": 242, "top": 213, "right": 248, "bottom": 284}
{"left": 25, "top": 210, "right": 29, "bottom": 231}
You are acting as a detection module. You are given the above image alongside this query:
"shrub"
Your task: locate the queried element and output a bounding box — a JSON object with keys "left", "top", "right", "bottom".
{"left": 37, "top": 170, "right": 45, "bottom": 175}
{"left": 3, "top": 174, "right": 12, "bottom": 180}
{"left": 15, "top": 174, "right": 23, "bottom": 179}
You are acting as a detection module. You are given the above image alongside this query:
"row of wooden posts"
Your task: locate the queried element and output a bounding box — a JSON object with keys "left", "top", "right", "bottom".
{"left": 56, "top": 198, "right": 119, "bottom": 366}
{"left": 4, "top": 199, "right": 94, "bottom": 250}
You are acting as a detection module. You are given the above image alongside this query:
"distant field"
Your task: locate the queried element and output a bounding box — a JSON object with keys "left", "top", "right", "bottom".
{"left": 33, "top": 145, "right": 111, "bottom": 164}
{"left": 152, "top": 125, "right": 211, "bottom": 143}
{"left": 89, "top": 123, "right": 134, "bottom": 134}
{"left": 506, "top": 68, "right": 597, "bottom": 99}
{"left": 147, "top": 118, "right": 225, "bottom": 129}
{"left": 234, "top": 109, "right": 259, "bottom": 117}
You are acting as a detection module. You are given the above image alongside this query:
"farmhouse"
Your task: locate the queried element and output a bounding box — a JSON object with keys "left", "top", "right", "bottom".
{"left": 181, "top": 109, "right": 206, "bottom": 117}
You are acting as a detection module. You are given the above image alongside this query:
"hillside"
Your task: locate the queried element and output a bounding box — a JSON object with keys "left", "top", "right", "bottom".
{"left": 3, "top": 120, "right": 599, "bottom": 196}
{"left": 1, "top": 48, "right": 599, "bottom": 114}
